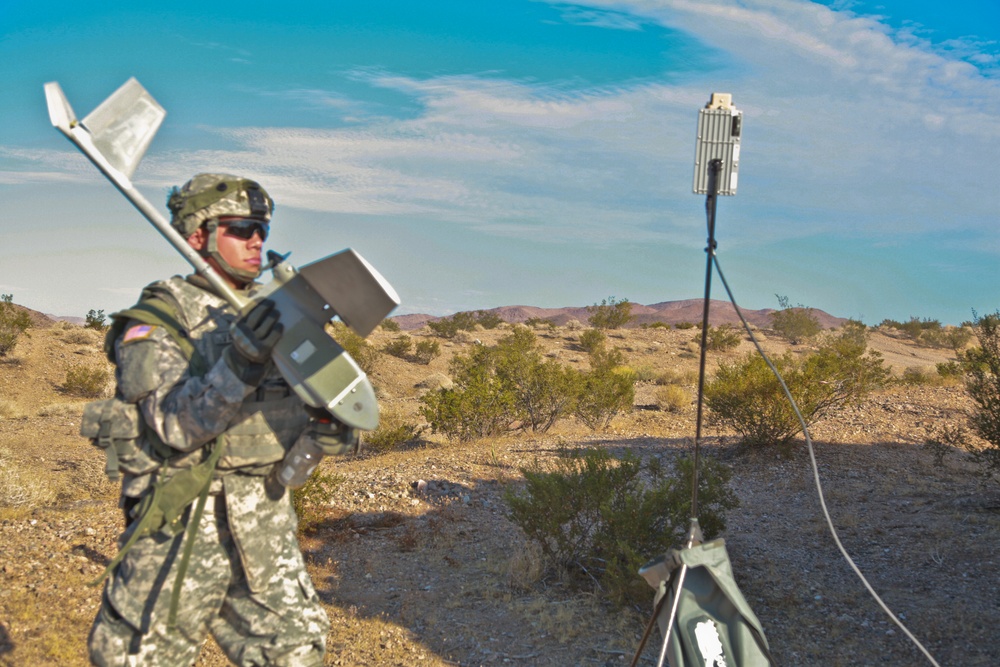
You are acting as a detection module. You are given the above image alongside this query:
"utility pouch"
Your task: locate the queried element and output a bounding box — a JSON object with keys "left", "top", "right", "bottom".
{"left": 80, "top": 398, "right": 160, "bottom": 481}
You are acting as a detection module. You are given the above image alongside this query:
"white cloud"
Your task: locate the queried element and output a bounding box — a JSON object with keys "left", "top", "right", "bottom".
{"left": 9, "top": 0, "right": 1000, "bottom": 252}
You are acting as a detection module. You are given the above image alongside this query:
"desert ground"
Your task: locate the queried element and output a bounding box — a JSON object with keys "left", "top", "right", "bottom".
{"left": 1, "top": 311, "right": 998, "bottom": 666}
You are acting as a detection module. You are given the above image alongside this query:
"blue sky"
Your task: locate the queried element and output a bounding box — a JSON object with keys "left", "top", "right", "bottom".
{"left": 2, "top": 0, "right": 999, "bottom": 325}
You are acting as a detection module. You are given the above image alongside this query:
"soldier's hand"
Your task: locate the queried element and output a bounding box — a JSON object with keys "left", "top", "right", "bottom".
{"left": 231, "top": 299, "right": 282, "bottom": 363}
{"left": 225, "top": 299, "right": 282, "bottom": 386}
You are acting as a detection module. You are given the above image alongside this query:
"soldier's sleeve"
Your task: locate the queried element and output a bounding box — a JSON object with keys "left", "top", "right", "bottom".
{"left": 115, "top": 320, "right": 258, "bottom": 453}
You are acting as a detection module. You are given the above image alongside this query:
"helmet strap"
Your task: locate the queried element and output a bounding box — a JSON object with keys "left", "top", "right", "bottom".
{"left": 202, "top": 219, "right": 261, "bottom": 285}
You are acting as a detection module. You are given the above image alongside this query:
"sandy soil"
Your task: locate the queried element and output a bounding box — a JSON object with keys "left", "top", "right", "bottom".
{"left": 1, "top": 320, "right": 997, "bottom": 666}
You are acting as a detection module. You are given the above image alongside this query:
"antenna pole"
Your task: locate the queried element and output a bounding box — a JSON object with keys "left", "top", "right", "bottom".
{"left": 692, "top": 157, "right": 722, "bottom": 521}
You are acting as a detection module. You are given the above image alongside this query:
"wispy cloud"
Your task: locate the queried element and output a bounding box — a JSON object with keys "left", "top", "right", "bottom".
{"left": 10, "top": 0, "right": 1000, "bottom": 252}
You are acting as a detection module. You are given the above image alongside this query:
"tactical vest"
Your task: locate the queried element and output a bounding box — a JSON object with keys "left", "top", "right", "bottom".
{"left": 85, "top": 275, "right": 309, "bottom": 488}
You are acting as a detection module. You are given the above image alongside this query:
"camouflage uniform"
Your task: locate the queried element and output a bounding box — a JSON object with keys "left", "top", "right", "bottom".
{"left": 88, "top": 275, "right": 329, "bottom": 667}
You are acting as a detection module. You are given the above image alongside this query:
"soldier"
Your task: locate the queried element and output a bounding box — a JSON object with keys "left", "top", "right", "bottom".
{"left": 88, "top": 173, "right": 348, "bottom": 667}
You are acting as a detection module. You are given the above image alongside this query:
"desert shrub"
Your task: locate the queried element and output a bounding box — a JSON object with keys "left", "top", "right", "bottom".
{"left": 85, "top": 309, "right": 109, "bottom": 331}
{"left": 427, "top": 313, "right": 469, "bottom": 338}
{"left": 959, "top": 311, "right": 1000, "bottom": 480}
{"left": 943, "top": 326, "right": 974, "bottom": 352}
{"left": 420, "top": 328, "right": 581, "bottom": 440}
{"left": 656, "top": 385, "right": 689, "bottom": 412}
{"left": 656, "top": 368, "right": 699, "bottom": 386}
{"left": 292, "top": 468, "right": 344, "bottom": 532}
{"left": 363, "top": 409, "right": 424, "bottom": 452}
{"left": 383, "top": 335, "right": 413, "bottom": 359}
{"left": 573, "top": 346, "right": 636, "bottom": 431}
{"left": 641, "top": 322, "right": 671, "bottom": 329}
{"left": 705, "top": 323, "right": 890, "bottom": 452}
{"left": 0, "top": 448, "right": 57, "bottom": 509}
{"left": 328, "top": 322, "right": 380, "bottom": 375}
{"left": 675, "top": 322, "right": 697, "bottom": 330}
{"left": 578, "top": 328, "right": 606, "bottom": 354}
{"left": 0, "top": 294, "right": 32, "bottom": 357}
{"left": 923, "top": 423, "right": 966, "bottom": 466}
{"left": 701, "top": 324, "right": 741, "bottom": 351}
{"left": 426, "top": 310, "right": 502, "bottom": 338}
{"left": 937, "top": 361, "right": 963, "bottom": 382}
{"left": 525, "top": 317, "right": 557, "bottom": 331}
{"left": 504, "top": 447, "right": 738, "bottom": 605}
{"left": 633, "top": 365, "right": 659, "bottom": 383}
{"left": 64, "top": 364, "right": 112, "bottom": 398}
{"left": 770, "top": 295, "right": 822, "bottom": 344}
{"left": 493, "top": 327, "right": 580, "bottom": 433}
{"left": 412, "top": 339, "right": 441, "bottom": 365}
{"left": 881, "top": 317, "right": 969, "bottom": 349}
{"left": 380, "top": 318, "right": 401, "bottom": 332}
{"left": 474, "top": 310, "right": 505, "bottom": 329}
{"left": 901, "top": 367, "right": 937, "bottom": 386}
{"left": 420, "top": 344, "right": 518, "bottom": 442}
{"left": 587, "top": 297, "right": 634, "bottom": 330}
{"left": 64, "top": 327, "right": 100, "bottom": 346}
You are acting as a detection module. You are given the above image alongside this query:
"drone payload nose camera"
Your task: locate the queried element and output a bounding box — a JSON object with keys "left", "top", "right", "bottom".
{"left": 693, "top": 93, "right": 742, "bottom": 196}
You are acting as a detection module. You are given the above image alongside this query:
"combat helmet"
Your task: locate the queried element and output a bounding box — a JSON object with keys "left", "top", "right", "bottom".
{"left": 167, "top": 173, "right": 274, "bottom": 283}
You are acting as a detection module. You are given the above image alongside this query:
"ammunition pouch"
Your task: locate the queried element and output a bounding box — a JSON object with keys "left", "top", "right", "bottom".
{"left": 81, "top": 398, "right": 161, "bottom": 481}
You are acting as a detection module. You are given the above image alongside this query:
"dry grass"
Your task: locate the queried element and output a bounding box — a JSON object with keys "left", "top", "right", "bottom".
{"left": 656, "top": 384, "right": 690, "bottom": 412}
{"left": 0, "top": 447, "right": 57, "bottom": 509}
{"left": 0, "top": 398, "right": 25, "bottom": 419}
{"left": 37, "top": 402, "right": 84, "bottom": 418}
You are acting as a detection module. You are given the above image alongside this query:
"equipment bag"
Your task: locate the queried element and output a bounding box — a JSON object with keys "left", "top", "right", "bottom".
{"left": 639, "top": 539, "right": 775, "bottom": 667}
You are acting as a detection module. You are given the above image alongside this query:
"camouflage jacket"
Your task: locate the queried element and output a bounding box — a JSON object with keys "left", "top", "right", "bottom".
{"left": 114, "top": 274, "right": 309, "bottom": 498}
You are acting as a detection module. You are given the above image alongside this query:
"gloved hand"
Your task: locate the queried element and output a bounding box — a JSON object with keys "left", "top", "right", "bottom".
{"left": 224, "top": 299, "right": 283, "bottom": 386}
{"left": 304, "top": 406, "right": 360, "bottom": 456}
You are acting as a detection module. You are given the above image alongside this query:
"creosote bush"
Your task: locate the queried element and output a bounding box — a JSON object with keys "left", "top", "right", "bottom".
{"left": 64, "top": 364, "right": 112, "bottom": 398}
{"left": 0, "top": 294, "right": 32, "bottom": 357}
{"left": 420, "top": 327, "right": 636, "bottom": 440}
{"left": 504, "top": 447, "right": 738, "bottom": 606}
{"left": 420, "top": 327, "right": 579, "bottom": 441}
{"left": 770, "top": 294, "right": 822, "bottom": 344}
{"left": 427, "top": 310, "right": 504, "bottom": 338}
{"left": 578, "top": 328, "right": 606, "bottom": 354}
{"left": 705, "top": 322, "right": 890, "bottom": 453}
{"left": 959, "top": 311, "right": 1000, "bottom": 480}
{"left": 383, "top": 335, "right": 413, "bottom": 359}
{"left": 85, "top": 309, "right": 109, "bottom": 331}
{"left": 699, "top": 324, "right": 741, "bottom": 351}
{"left": 586, "top": 297, "right": 634, "bottom": 330}
{"left": 379, "top": 318, "right": 401, "bottom": 332}
{"left": 412, "top": 339, "right": 441, "bottom": 365}
{"left": 363, "top": 409, "right": 424, "bottom": 452}
{"left": 574, "top": 345, "right": 636, "bottom": 431}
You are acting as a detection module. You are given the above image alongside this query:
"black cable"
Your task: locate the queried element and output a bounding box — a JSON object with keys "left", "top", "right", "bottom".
{"left": 709, "top": 253, "right": 942, "bottom": 667}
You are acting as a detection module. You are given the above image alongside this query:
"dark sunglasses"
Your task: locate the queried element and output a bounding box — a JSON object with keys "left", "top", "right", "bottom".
{"left": 222, "top": 218, "right": 269, "bottom": 241}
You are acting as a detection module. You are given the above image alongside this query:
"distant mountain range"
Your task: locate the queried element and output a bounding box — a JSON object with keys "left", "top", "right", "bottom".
{"left": 392, "top": 299, "right": 848, "bottom": 331}
{"left": 20, "top": 298, "right": 846, "bottom": 331}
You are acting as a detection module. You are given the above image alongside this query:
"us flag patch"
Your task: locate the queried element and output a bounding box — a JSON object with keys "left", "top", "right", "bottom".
{"left": 122, "top": 324, "right": 156, "bottom": 343}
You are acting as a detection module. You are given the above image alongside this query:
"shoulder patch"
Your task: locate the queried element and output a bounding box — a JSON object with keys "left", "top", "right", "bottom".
{"left": 122, "top": 324, "right": 157, "bottom": 344}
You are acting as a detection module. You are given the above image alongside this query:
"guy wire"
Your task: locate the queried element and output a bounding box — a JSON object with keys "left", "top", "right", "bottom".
{"left": 708, "top": 251, "right": 942, "bottom": 667}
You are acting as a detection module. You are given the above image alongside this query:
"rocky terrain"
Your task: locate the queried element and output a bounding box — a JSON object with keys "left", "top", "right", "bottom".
{"left": 1, "top": 309, "right": 997, "bottom": 666}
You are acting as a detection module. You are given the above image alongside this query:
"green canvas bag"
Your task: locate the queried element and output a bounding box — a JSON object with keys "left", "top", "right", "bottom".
{"left": 638, "top": 539, "right": 775, "bottom": 667}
